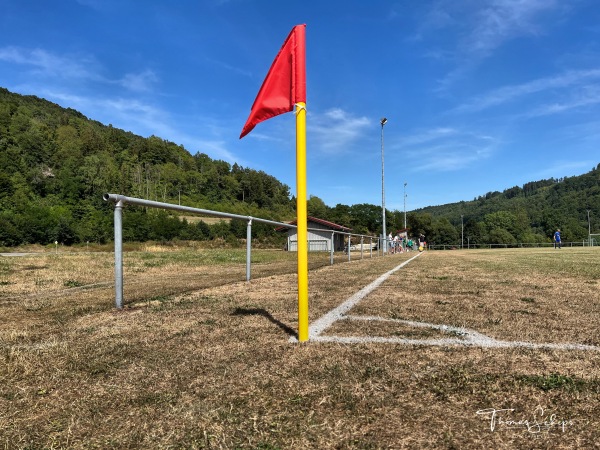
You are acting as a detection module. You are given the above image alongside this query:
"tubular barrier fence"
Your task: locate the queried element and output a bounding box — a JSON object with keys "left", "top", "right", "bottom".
{"left": 103, "top": 194, "right": 388, "bottom": 309}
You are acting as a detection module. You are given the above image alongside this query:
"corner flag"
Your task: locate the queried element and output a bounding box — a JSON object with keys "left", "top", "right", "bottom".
{"left": 240, "top": 25, "right": 309, "bottom": 342}
{"left": 240, "top": 24, "right": 306, "bottom": 139}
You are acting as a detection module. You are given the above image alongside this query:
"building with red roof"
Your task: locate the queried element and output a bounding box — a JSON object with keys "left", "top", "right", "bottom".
{"left": 277, "top": 216, "right": 351, "bottom": 252}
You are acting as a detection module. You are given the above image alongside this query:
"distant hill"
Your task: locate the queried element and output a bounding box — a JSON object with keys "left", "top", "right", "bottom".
{"left": 0, "top": 87, "right": 598, "bottom": 247}
{"left": 407, "top": 167, "right": 600, "bottom": 246}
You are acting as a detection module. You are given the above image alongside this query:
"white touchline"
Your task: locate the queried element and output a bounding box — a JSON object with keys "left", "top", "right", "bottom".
{"left": 311, "top": 334, "right": 600, "bottom": 350}
{"left": 320, "top": 315, "right": 600, "bottom": 351}
{"left": 289, "top": 252, "right": 599, "bottom": 351}
{"left": 288, "top": 253, "right": 422, "bottom": 342}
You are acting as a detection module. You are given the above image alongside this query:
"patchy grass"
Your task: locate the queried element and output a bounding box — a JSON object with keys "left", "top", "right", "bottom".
{"left": 0, "top": 247, "right": 599, "bottom": 448}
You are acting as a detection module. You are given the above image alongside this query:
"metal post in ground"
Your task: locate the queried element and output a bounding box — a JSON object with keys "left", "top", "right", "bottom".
{"left": 380, "top": 117, "right": 387, "bottom": 254}
{"left": 330, "top": 231, "right": 334, "bottom": 266}
{"left": 246, "top": 218, "right": 252, "bottom": 281}
{"left": 348, "top": 234, "right": 351, "bottom": 262}
{"left": 114, "top": 199, "right": 124, "bottom": 309}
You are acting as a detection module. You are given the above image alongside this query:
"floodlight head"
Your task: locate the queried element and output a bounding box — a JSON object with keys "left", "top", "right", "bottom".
{"left": 380, "top": 117, "right": 388, "bottom": 126}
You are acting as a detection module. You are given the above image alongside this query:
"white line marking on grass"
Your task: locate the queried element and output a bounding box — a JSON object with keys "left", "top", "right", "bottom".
{"left": 290, "top": 252, "right": 599, "bottom": 351}
{"left": 326, "top": 315, "right": 600, "bottom": 351}
{"left": 312, "top": 334, "right": 599, "bottom": 350}
{"left": 308, "top": 253, "right": 423, "bottom": 339}
{"left": 288, "top": 253, "right": 422, "bottom": 343}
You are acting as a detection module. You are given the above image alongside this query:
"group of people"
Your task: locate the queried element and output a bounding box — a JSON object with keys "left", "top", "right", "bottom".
{"left": 383, "top": 229, "right": 564, "bottom": 251}
{"left": 387, "top": 233, "right": 426, "bottom": 254}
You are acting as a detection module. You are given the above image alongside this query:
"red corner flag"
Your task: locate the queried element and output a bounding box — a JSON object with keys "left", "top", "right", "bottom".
{"left": 240, "top": 24, "right": 306, "bottom": 138}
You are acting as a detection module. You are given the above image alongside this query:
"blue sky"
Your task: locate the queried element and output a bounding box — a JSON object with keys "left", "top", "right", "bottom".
{"left": 1, "top": 0, "right": 599, "bottom": 211}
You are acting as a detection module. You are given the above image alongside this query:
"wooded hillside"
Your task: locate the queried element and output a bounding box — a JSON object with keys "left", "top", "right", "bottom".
{"left": 0, "top": 87, "right": 294, "bottom": 246}
{"left": 1, "top": 87, "right": 598, "bottom": 247}
{"left": 406, "top": 168, "right": 600, "bottom": 246}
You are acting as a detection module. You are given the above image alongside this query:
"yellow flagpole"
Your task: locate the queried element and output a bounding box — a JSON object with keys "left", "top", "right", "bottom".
{"left": 295, "top": 102, "right": 309, "bottom": 342}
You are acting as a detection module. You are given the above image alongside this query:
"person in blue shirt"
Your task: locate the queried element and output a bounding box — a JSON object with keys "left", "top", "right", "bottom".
{"left": 553, "top": 229, "right": 561, "bottom": 249}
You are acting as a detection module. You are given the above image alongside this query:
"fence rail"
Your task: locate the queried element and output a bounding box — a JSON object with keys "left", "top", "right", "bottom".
{"left": 427, "top": 241, "right": 593, "bottom": 250}
{"left": 103, "top": 194, "right": 385, "bottom": 309}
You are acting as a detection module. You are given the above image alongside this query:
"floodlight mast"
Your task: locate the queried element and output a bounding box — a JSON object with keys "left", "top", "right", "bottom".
{"left": 404, "top": 182, "right": 407, "bottom": 229}
{"left": 380, "top": 117, "right": 387, "bottom": 253}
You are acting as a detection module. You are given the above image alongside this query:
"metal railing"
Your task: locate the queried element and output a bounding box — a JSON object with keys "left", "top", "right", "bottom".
{"left": 103, "top": 194, "right": 384, "bottom": 308}
{"left": 427, "top": 241, "right": 593, "bottom": 250}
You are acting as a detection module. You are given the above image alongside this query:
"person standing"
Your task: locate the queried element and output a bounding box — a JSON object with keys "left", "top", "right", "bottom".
{"left": 553, "top": 229, "right": 561, "bottom": 249}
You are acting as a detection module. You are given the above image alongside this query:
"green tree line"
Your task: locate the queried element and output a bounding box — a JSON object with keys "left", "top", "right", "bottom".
{"left": 1, "top": 87, "right": 598, "bottom": 247}
{"left": 306, "top": 165, "right": 600, "bottom": 247}
{"left": 0, "top": 87, "right": 294, "bottom": 246}
{"left": 407, "top": 168, "right": 600, "bottom": 246}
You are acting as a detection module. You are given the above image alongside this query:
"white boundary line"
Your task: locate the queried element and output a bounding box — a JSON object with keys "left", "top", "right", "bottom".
{"left": 291, "top": 252, "right": 599, "bottom": 351}
{"left": 307, "top": 253, "right": 422, "bottom": 339}
{"left": 288, "top": 253, "right": 422, "bottom": 343}
{"left": 320, "top": 315, "right": 600, "bottom": 351}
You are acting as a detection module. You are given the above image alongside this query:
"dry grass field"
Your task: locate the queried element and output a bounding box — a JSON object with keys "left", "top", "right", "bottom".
{"left": 1, "top": 246, "right": 599, "bottom": 449}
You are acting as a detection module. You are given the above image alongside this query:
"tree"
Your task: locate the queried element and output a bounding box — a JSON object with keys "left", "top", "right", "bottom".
{"left": 307, "top": 195, "right": 328, "bottom": 218}
{"left": 407, "top": 212, "right": 433, "bottom": 240}
{"left": 430, "top": 217, "right": 459, "bottom": 245}
{"left": 489, "top": 228, "right": 517, "bottom": 245}
{"left": 349, "top": 203, "right": 383, "bottom": 234}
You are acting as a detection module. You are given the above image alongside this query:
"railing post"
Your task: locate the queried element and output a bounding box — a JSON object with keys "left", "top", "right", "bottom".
{"left": 330, "top": 231, "right": 334, "bottom": 265}
{"left": 360, "top": 236, "right": 364, "bottom": 259}
{"left": 348, "top": 233, "right": 351, "bottom": 261}
{"left": 114, "top": 199, "right": 124, "bottom": 309}
{"left": 370, "top": 237, "right": 373, "bottom": 258}
{"left": 246, "top": 218, "right": 252, "bottom": 281}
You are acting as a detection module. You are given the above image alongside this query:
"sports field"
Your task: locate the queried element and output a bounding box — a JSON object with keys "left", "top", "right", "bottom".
{"left": 1, "top": 246, "right": 599, "bottom": 448}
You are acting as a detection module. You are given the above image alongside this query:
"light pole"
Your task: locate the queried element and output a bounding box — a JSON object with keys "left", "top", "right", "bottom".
{"left": 380, "top": 117, "right": 387, "bottom": 253}
{"left": 461, "top": 215, "right": 464, "bottom": 249}
{"left": 403, "top": 182, "right": 407, "bottom": 230}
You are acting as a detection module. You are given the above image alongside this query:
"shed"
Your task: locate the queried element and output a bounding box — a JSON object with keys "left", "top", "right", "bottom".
{"left": 277, "top": 216, "right": 351, "bottom": 252}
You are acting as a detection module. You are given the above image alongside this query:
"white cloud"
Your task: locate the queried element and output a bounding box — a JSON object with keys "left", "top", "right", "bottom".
{"left": 453, "top": 69, "right": 600, "bottom": 114}
{"left": 402, "top": 127, "right": 496, "bottom": 172}
{"left": 0, "top": 46, "right": 159, "bottom": 93}
{"left": 309, "top": 108, "right": 371, "bottom": 155}
{"left": 0, "top": 46, "right": 99, "bottom": 80}
{"left": 118, "top": 69, "right": 159, "bottom": 92}
{"left": 465, "top": 0, "right": 560, "bottom": 57}
{"left": 43, "top": 90, "right": 162, "bottom": 131}
{"left": 526, "top": 84, "right": 600, "bottom": 117}
{"left": 417, "top": 0, "right": 561, "bottom": 58}
{"left": 419, "top": 0, "right": 565, "bottom": 89}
